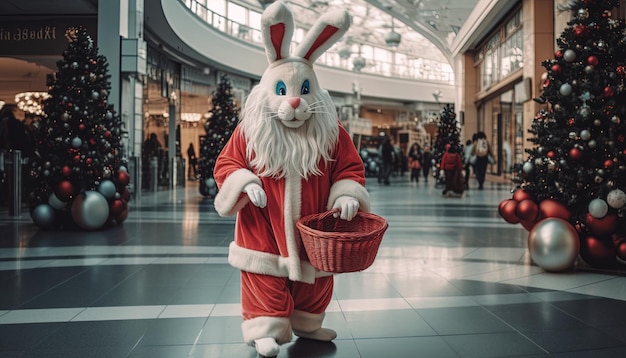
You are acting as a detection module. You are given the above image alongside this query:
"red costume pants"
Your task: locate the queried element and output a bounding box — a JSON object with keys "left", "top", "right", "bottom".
{"left": 240, "top": 271, "right": 334, "bottom": 344}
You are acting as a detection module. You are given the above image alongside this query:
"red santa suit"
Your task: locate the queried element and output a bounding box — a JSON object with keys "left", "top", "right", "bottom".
{"left": 213, "top": 124, "right": 370, "bottom": 345}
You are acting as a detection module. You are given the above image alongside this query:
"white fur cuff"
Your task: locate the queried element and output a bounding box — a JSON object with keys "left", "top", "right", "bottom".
{"left": 214, "top": 168, "right": 261, "bottom": 217}
{"left": 242, "top": 316, "right": 292, "bottom": 345}
{"left": 327, "top": 179, "right": 370, "bottom": 212}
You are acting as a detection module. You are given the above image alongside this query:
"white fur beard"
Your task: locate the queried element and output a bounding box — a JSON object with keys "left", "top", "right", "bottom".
{"left": 240, "top": 90, "right": 339, "bottom": 179}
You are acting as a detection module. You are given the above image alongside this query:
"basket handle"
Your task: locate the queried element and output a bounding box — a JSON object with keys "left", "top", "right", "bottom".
{"left": 321, "top": 208, "right": 341, "bottom": 219}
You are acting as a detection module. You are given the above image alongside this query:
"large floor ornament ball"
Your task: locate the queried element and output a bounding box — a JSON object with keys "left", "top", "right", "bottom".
{"left": 31, "top": 204, "right": 56, "bottom": 228}
{"left": 499, "top": 199, "right": 520, "bottom": 224}
{"left": 516, "top": 199, "right": 539, "bottom": 222}
{"left": 512, "top": 188, "right": 532, "bottom": 202}
{"left": 580, "top": 235, "right": 616, "bottom": 267}
{"left": 528, "top": 218, "right": 580, "bottom": 272}
{"left": 98, "top": 180, "right": 117, "bottom": 200}
{"left": 586, "top": 212, "right": 617, "bottom": 237}
{"left": 539, "top": 199, "right": 571, "bottom": 221}
{"left": 71, "top": 191, "right": 110, "bottom": 230}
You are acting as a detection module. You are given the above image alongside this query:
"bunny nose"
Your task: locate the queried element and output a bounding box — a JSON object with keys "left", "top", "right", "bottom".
{"left": 287, "top": 97, "right": 301, "bottom": 109}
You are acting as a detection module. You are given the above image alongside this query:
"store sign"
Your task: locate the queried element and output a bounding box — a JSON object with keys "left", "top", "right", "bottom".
{"left": 0, "top": 17, "right": 97, "bottom": 56}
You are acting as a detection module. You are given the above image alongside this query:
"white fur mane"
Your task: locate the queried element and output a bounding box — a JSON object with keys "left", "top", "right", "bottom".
{"left": 239, "top": 86, "right": 339, "bottom": 179}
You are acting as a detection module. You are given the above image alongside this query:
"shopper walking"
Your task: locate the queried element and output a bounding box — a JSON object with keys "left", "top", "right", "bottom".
{"left": 186, "top": 142, "right": 198, "bottom": 180}
{"left": 471, "top": 132, "right": 493, "bottom": 190}
{"left": 407, "top": 143, "right": 422, "bottom": 183}
{"left": 379, "top": 137, "right": 395, "bottom": 186}
{"left": 440, "top": 144, "right": 464, "bottom": 196}
{"left": 421, "top": 145, "right": 433, "bottom": 183}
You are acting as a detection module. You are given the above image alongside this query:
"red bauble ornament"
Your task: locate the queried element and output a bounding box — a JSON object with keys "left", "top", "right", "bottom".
{"left": 568, "top": 118, "right": 575, "bottom": 126}
{"left": 86, "top": 158, "right": 92, "bottom": 165}
{"left": 55, "top": 180, "right": 75, "bottom": 201}
{"left": 604, "top": 86, "right": 614, "bottom": 97}
{"left": 89, "top": 138, "right": 97, "bottom": 146}
{"left": 617, "top": 65, "right": 626, "bottom": 78}
{"left": 604, "top": 159, "right": 613, "bottom": 168}
{"left": 521, "top": 219, "right": 536, "bottom": 232}
{"left": 499, "top": 199, "right": 520, "bottom": 224}
{"left": 79, "top": 123, "right": 86, "bottom": 131}
{"left": 555, "top": 50, "right": 563, "bottom": 58}
{"left": 115, "top": 208, "right": 129, "bottom": 224}
{"left": 551, "top": 64, "right": 561, "bottom": 73}
{"left": 117, "top": 171, "right": 130, "bottom": 186}
{"left": 586, "top": 212, "right": 617, "bottom": 237}
{"left": 517, "top": 199, "right": 539, "bottom": 222}
{"left": 617, "top": 241, "right": 626, "bottom": 261}
{"left": 580, "top": 235, "right": 616, "bottom": 267}
{"left": 62, "top": 165, "right": 71, "bottom": 177}
{"left": 569, "top": 148, "right": 582, "bottom": 161}
{"left": 547, "top": 151, "right": 555, "bottom": 158}
{"left": 110, "top": 199, "right": 125, "bottom": 217}
{"left": 104, "top": 131, "right": 112, "bottom": 138}
{"left": 74, "top": 155, "right": 81, "bottom": 163}
{"left": 539, "top": 199, "right": 571, "bottom": 220}
{"left": 122, "top": 187, "right": 131, "bottom": 202}
{"left": 512, "top": 189, "right": 532, "bottom": 202}
{"left": 574, "top": 25, "right": 587, "bottom": 36}
{"left": 587, "top": 55, "right": 598, "bottom": 66}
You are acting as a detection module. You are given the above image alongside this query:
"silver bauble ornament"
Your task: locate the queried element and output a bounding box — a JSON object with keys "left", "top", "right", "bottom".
{"left": 71, "top": 191, "right": 110, "bottom": 230}
{"left": 588, "top": 198, "right": 608, "bottom": 218}
{"left": 31, "top": 204, "right": 56, "bottom": 228}
{"left": 563, "top": 49, "right": 576, "bottom": 62}
{"left": 528, "top": 218, "right": 580, "bottom": 272}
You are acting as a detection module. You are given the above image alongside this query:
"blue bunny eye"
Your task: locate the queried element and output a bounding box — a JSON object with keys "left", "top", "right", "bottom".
{"left": 301, "top": 80, "right": 310, "bottom": 95}
{"left": 276, "top": 81, "right": 287, "bottom": 96}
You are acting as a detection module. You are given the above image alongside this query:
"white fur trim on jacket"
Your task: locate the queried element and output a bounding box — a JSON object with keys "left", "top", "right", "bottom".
{"left": 326, "top": 179, "right": 370, "bottom": 212}
{"left": 228, "top": 242, "right": 331, "bottom": 284}
{"left": 214, "top": 168, "right": 261, "bottom": 217}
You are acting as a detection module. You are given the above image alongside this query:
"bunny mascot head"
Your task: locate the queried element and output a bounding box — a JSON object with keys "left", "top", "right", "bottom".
{"left": 239, "top": 1, "right": 350, "bottom": 180}
{"left": 213, "top": 2, "right": 370, "bottom": 357}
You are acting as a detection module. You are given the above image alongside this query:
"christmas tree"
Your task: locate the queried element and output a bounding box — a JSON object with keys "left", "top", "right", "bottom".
{"left": 500, "top": 0, "right": 626, "bottom": 269}
{"left": 433, "top": 104, "right": 462, "bottom": 185}
{"left": 199, "top": 74, "right": 239, "bottom": 197}
{"left": 28, "top": 26, "right": 130, "bottom": 230}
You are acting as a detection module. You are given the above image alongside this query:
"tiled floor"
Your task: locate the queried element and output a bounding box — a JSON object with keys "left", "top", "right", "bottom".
{"left": 1, "top": 174, "right": 626, "bottom": 357}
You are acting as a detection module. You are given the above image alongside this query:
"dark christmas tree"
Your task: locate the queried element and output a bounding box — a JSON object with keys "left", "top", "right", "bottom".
{"left": 500, "top": 0, "right": 626, "bottom": 268}
{"left": 28, "top": 26, "right": 130, "bottom": 230}
{"left": 433, "top": 104, "right": 462, "bottom": 184}
{"left": 199, "top": 74, "right": 239, "bottom": 197}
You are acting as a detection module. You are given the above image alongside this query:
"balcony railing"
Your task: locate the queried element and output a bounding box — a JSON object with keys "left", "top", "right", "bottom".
{"left": 180, "top": 0, "right": 454, "bottom": 84}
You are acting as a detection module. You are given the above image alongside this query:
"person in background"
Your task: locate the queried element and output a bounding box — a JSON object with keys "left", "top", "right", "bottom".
{"left": 421, "top": 145, "right": 433, "bottom": 183}
{"left": 440, "top": 144, "right": 464, "bottom": 197}
{"left": 186, "top": 142, "right": 198, "bottom": 180}
{"left": 379, "top": 137, "right": 395, "bottom": 186}
{"left": 407, "top": 143, "right": 422, "bottom": 183}
{"left": 463, "top": 138, "right": 474, "bottom": 189}
{"left": 471, "top": 131, "right": 493, "bottom": 190}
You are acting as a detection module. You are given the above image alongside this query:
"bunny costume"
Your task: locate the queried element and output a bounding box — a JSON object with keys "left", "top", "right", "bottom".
{"left": 213, "top": 2, "right": 369, "bottom": 356}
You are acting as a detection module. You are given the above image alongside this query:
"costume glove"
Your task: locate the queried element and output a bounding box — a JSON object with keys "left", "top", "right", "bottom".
{"left": 332, "top": 195, "right": 359, "bottom": 221}
{"left": 244, "top": 183, "right": 266, "bottom": 208}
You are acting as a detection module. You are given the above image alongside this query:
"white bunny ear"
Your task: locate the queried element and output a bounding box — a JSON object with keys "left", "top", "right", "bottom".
{"left": 261, "top": 2, "right": 294, "bottom": 64}
{"left": 294, "top": 9, "right": 351, "bottom": 63}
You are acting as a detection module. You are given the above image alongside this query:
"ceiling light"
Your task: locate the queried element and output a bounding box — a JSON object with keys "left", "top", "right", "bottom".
{"left": 338, "top": 44, "right": 352, "bottom": 59}
{"left": 385, "top": 18, "right": 401, "bottom": 47}
{"left": 258, "top": 0, "right": 275, "bottom": 9}
{"left": 15, "top": 91, "right": 50, "bottom": 116}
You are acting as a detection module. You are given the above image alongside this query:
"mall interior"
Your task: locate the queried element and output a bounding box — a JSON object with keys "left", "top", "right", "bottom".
{"left": 2, "top": 0, "right": 626, "bottom": 357}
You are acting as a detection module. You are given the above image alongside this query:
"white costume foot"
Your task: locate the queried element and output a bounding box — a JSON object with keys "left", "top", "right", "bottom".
{"left": 293, "top": 328, "right": 337, "bottom": 341}
{"left": 254, "top": 337, "right": 280, "bottom": 357}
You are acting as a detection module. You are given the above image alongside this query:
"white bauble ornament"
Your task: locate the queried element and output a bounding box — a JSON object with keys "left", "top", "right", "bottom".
{"left": 607, "top": 189, "right": 626, "bottom": 209}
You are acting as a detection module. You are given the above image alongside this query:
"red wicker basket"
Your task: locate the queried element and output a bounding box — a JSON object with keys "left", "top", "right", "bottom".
{"left": 296, "top": 209, "right": 388, "bottom": 273}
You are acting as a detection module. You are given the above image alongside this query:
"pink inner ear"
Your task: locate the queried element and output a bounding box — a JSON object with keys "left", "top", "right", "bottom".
{"left": 270, "top": 23, "right": 286, "bottom": 60}
{"left": 303, "top": 25, "right": 339, "bottom": 61}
